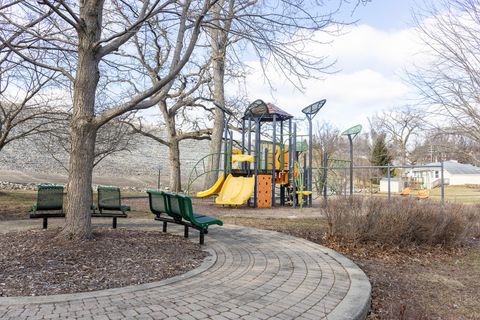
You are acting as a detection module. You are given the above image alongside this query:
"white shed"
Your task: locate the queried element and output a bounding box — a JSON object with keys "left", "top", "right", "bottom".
{"left": 380, "top": 178, "right": 403, "bottom": 193}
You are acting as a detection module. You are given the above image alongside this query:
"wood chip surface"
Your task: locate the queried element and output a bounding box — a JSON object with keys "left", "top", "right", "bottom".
{"left": 0, "top": 228, "right": 207, "bottom": 297}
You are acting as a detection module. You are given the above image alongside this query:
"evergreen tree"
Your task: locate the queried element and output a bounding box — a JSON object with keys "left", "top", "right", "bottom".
{"left": 371, "top": 134, "right": 394, "bottom": 178}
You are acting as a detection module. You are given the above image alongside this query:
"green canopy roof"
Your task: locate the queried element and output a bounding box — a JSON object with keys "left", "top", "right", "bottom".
{"left": 302, "top": 99, "right": 326, "bottom": 116}
{"left": 342, "top": 124, "right": 362, "bottom": 136}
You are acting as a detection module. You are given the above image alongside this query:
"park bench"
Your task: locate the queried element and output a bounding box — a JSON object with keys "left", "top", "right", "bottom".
{"left": 147, "top": 190, "right": 223, "bottom": 244}
{"left": 30, "top": 185, "right": 65, "bottom": 229}
{"left": 94, "top": 186, "right": 130, "bottom": 228}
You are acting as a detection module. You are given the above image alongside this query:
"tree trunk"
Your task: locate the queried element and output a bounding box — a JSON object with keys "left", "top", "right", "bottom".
{"left": 205, "top": 3, "right": 226, "bottom": 189}
{"left": 205, "top": 108, "right": 225, "bottom": 188}
{"left": 169, "top": 139, "right": 182, "bottom": 192}
{"left": 61, "top": 121, "right": 97, "bottom": 239}
{"left": 59, "top": 2, "right": 102, "bottom": 240}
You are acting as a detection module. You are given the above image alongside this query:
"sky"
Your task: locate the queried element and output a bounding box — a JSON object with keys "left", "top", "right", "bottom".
{"left": 237, "top": 0, "right": 429, "bottom": 134}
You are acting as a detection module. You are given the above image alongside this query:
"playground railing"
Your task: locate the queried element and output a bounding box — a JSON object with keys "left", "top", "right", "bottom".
{"left": 186, "top": 152, "right": 225, "bottom": 195}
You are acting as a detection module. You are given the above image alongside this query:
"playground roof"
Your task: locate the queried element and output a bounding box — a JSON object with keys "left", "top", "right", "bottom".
{"left": 243, "top": 99, "right": 293, "bottom": 122}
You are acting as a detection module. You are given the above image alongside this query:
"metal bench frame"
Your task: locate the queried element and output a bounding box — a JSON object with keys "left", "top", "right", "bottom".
{"left": 147, "top": 190, "right": 222, "bottom": 244}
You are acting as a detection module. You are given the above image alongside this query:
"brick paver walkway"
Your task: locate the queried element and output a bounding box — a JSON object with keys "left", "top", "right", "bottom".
{"left": 0, "top": 220, "right": 371, "bottom": 320}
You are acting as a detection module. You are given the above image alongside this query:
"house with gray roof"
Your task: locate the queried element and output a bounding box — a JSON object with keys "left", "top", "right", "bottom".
{"left": 411, "top": 160, "right": 480, "bottom": 189}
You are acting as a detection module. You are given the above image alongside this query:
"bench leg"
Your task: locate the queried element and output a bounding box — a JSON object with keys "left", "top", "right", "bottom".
{"left": 184, "top": 225, "right": 189, "bottom": 238}
{"left": 42, "top": 217, "right": 48, "bottom": 229}
{"left": 112, "top": 217, "right": 117, "bottom": 229}
{"left": 199, "top": 229, "right": 205, "bottom": 245}
{"left": 163, "top": 221, "right": 167, "bottom": 232}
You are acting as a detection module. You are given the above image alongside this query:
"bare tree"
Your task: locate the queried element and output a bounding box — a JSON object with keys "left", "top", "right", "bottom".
{"left": 203, "top": 0, "right": 353, "bottom": 188}
{"left": 314, "top": 121, "right": 343, "bottom": 157}
{"left": 112, "top": 13, "right": 215, "bottom": 192}
{"left": 409, "top": 0, "right": 480, "bottom": 148}
{"left": 369, "top": 106, "right": 425, "bottom": 165}
{"left": 39, "top": 116, "right": 138, "bottom": 172}
{"left": 410, "top": 128, "right": 480, "bottom": 165}
{"left": 0, "top": 60, "right": 65, "bottom": 152}
{"left": 0, "top": 0, "right": 219, "bottom": 240}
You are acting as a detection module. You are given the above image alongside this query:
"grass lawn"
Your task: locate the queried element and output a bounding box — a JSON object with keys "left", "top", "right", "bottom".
{"left": 373, "top": 185, "right": 480, "bottom": 204}
{"left": 1, "top": 190, "right": 479, "bottom": 319}
{"left": 430, "top": 185, "right": 480, "bottom": 204}
{"left": 0, "top": 190, "right": 36, "bottom": 220}
{"left": 0, "top": 190, "right": 151, "bottom": 220}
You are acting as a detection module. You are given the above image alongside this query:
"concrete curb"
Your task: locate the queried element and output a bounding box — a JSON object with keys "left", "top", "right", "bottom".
{"left": 319, "top": 246, "right": 371, "bottom": 320}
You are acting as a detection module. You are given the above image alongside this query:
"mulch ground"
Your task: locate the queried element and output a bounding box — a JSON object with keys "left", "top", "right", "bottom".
{"left": 332, "top": 241, "right": 480, "bottom": 320}
{"left": 0, "top": 228, "right": 207, "bottom": 297}
{"left": 220, "top": 217, "right": 480, "bottom": 320}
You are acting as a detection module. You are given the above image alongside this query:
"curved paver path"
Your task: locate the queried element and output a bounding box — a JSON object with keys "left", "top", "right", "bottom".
{"left": 0, "top": 220, "right": 371, "bottom": 320}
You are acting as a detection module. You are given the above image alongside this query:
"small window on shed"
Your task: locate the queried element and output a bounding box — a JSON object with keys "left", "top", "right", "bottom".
{"left": 435, "top": 171, "right": 439, "bottom": 178}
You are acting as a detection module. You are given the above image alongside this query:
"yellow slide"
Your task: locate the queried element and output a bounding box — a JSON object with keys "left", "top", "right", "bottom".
{"left": 196, "top": 174, "right": 225, "bottom": 198}
{"left": 215, "top": 174, "right": 255, "bottom": 205}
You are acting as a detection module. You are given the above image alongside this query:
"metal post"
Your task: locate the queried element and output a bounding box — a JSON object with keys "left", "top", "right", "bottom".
{"left": 288, "top": 119, "right": 293, "bottom": 179}
{"left": 248, "top": 118, "right": 252, "bottom": 155}
{"left": 323, "top": 151, "right": 328, "bottom": 204}
{"left": 387, "top": 165, "right": 391, "bottom": 200}
{"left": 264, "top": 148, "right": 268, "bottom": 171}
{"left": 288, "top": 119, "right": 293, "bottom": 205}
{"left": 307, "top": 116, "right": 313, "bottom": 206}
{"left": 157, "top": 166, "right": 161, "bottom": 190}
{"left": 241, "top": 119, "right": 245, "bottom": 154}
{"left": 343, "top": 166, "right": 347, "bottom": 196}
{"left": 292, "top": 123, "right": 297, "bottom": 208}
{"left": 303, "top": 143, "right": 307, "bottom": 195}
{"left": 280, "top": 120, "right": 284, "bottom": 206}
{"left": 223, "top": 117, "right": 228, "bottom": 176}
{"left": 349, "top": 135, "right": 354, "bottom": 195}
{"left": 272, "top": 115, "right": 277, "bottom": 207}
{"left": 441, "top": 161, "right": 445, "bottom": 205}
{"left": 229, "top": 130, "right": 233, "bottom": 175}
{"left": 253, "top": 120, "right": 260, "bottom": 208}
{"left": 247, "top": 118, "right": 252, "bottom": 176}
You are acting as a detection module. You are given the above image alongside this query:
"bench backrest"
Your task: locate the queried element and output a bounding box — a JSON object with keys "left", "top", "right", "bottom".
{"left": 147, "top": 190, "right": 169, "bottom": 217}
{"left": 166, "top": 193, "right": 186, "bottom": 221}
{"left": 98, "top": 186, "right": 122, "bottom": 209}
{"left": 176, "top": 194, "right": 195, "bottom": 222}
{"left": 37, "top": 185, "right": 64, "bottom": 210}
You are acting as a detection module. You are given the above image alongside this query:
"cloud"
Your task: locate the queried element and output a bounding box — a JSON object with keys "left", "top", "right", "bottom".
{"left": 318, "top": 24, "right": 424, "bottom": 74}
{"left": 236, "top": 23, "right": 426, "bottom": 132}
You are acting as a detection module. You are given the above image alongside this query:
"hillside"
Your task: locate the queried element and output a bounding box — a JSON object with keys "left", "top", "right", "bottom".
{"left": 0, "top": 130, "right": 210, "bottom": 190}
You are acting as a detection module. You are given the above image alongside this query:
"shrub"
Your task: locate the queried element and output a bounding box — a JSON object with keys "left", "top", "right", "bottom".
{"left": 323, "top": 197, "right": 480, "bottom": 247}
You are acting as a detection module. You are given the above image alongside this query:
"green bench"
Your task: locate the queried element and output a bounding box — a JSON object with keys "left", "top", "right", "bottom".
{"left": 147, "top": 190, "right": 223, "bottom": 244}
{"left": 30, "top": 185, "right": 129, "bottom": 229}
{"left": 94, "top": 186, "right": 130, "bottom": 228}
{"left": 30, "top": 185, "right": 65, "bottom": 229}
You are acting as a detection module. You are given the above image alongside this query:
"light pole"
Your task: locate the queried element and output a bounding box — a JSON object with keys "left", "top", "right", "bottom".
{"left": 301, "top": 99, "right": 326, "bottom": 207}
{"left": 157, "top": 165, "right": 162, "bottom": 190}
{"left": 341, "top": 125, "right": 362, "bottom": 196}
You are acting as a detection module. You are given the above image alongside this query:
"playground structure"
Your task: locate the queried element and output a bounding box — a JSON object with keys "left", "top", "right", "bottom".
{"left": 190, "top": 99, "right": 326, "bottom": 208}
